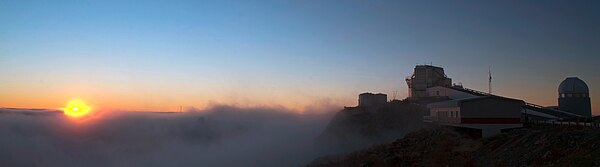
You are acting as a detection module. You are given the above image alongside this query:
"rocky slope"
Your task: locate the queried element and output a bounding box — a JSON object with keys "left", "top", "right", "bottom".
{"left": 314, "top": 100, "right": 431, "bottom": 153}
{"left": 309, "top": 125, "right": 600, "bottom": 166}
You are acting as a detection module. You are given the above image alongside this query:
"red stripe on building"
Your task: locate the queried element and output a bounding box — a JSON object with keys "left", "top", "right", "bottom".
{"left": 460, "top": 118, "right": 521, "bottom": 124}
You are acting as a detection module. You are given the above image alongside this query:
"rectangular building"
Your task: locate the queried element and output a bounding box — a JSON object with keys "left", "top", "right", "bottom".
{"left": 427, "top": 96, "right": 525, "bottom": 137}
{"left": 359, "top": 93, "right": 387, "bottom": 107}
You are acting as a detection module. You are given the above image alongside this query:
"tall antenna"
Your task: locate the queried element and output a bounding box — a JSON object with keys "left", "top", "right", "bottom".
{"left": 425, "top": 64, "right": 429, "bottom": 87}
{"left": 488, "top": 66, "right": 492, "bottom": 94}
{"left": 392, "top": 90, "right": 398, "bottom": 100}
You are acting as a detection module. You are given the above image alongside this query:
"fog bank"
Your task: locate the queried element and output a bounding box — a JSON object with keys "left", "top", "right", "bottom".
{"left": 0, "top": 105, "right": 338, "bottom": 167}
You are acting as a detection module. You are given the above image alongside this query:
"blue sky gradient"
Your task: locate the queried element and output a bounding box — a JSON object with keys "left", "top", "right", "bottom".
{"left": 1, "top": 0, "right": 599, "bottom": 113}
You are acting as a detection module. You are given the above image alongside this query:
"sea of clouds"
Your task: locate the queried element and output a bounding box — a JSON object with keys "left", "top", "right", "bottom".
{"left": 0, "top": 105, "right": 339, "bottom": 167}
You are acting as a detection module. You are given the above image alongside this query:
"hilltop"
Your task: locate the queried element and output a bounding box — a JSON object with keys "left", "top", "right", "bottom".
{"left": 309, "top": 125, "right": 600, "bottom": 166}
{"left": 314, "top": 99, "right": 442, "bottom": 154}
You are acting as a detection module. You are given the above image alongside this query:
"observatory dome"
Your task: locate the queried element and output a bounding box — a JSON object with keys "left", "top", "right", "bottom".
{"left": 558, "top": 77, "right": 589, "bottom": 94}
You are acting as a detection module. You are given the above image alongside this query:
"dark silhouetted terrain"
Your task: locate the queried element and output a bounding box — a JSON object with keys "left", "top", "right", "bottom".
{"left": 309, "top": 125, "right": 600, "bottom": 166}
{"left": 315, "top": 100, "right": 432, "bottom": 154}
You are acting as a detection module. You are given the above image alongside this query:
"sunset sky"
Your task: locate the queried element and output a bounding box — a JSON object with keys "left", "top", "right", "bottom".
{"left": 1, "top": 0, "right": 598, "bottom": 114}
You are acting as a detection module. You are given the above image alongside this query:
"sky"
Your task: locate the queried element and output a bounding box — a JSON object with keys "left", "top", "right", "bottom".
{"left": 0, "top": 0, "right": 599, "bottom": 114}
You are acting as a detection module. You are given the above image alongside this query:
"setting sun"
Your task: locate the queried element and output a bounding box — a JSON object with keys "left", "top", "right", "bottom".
{"left": 63, "top": 99, "right": 91, "bottom": 118}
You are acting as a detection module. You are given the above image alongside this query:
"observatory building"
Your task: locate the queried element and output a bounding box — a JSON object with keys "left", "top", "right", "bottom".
{"left": 406, "top": 65, "right": 452, "bottom": 99}
{"left": 358, "top": 93, "right": 387, "bottom": 107}
{"left": 405, "top": 64, "right": 595, "bottom": 137}
{"left": 558, "top": 77, "right": 592, "bottom": 117}
{"left": 427, "top": 96, "right": 524, "bottom": 137}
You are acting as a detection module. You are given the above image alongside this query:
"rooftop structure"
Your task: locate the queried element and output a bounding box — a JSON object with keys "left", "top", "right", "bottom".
{"left": 426, "top": 85, "right": 488, "bottom": 100}
{"left": 406, "top": 65, "right": 452, "bottom": 99}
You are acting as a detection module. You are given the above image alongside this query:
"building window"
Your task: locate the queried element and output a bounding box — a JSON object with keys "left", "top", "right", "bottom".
{"left": 436, "top": 91, "right": 440, "bottom": 96}
{"left": 561, "top": 94, "right": 565, "bottom": 98}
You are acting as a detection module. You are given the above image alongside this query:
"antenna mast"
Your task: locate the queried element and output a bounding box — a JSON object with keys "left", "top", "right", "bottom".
{"left": 488, "top": 67, "right": 492, "bottom": 94}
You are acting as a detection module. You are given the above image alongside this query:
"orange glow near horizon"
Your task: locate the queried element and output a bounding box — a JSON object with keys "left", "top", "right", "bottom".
{"left": 0, "top": 87, "right": 597, "bottom": 115}
{"left": 63, "top": 99, "right": 92, "bottom": 118}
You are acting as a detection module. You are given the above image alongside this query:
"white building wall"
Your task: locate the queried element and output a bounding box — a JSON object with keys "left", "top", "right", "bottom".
{"left": 435, "top": 123, "right": 523, "bottom": 137}
{"left": 522, "top": 108, "right": 559, "bottom": 119}
{"left": 426, "top": 86, "right": 479, "bottom": 99}
{"left": 430, "top": 107, "right": 461, "bottom": 123}
{"left": 459, "top": 124, "right": 523, "bottom": 137}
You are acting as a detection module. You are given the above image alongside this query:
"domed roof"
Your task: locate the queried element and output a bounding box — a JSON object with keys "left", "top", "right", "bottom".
{"left": 558, "top": 77, "right": 589, "bottom": 93}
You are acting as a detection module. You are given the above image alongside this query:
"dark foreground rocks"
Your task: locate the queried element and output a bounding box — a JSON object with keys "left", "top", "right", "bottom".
{"left": 309, "top": 125, "right": 600, "bottom": 167}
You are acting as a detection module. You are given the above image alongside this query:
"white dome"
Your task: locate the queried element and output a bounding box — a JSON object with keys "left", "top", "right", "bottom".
{"left": 558, "top": 77, "right": 589, "bottom": 94}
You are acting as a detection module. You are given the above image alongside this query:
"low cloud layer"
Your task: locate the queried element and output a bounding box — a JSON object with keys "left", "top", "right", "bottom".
{"left": 0, "top": 105, "right": 338, "bottom": 167}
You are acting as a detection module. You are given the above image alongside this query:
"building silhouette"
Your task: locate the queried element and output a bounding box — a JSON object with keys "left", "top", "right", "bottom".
{"left": 558, "top": 77, "right": 592, "bottom": 117}
{"left": 413, "top": 65, "right": 594, "bottom": 137}
{"left": 406, "top": 65, "right": 452, "bottom": 99}
{"left": 358, "top": 93, "right": 387, "bottom": 107}
{"left": 353, "top": 64, "right": 594, "bottom": 137}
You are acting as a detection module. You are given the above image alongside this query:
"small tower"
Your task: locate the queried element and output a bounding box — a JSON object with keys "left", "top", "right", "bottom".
{"left": 406, "top": 65, "right": 452, "bottom": 99}
{"left": 558, "top": 77, "right": 592, "bottom": 117}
